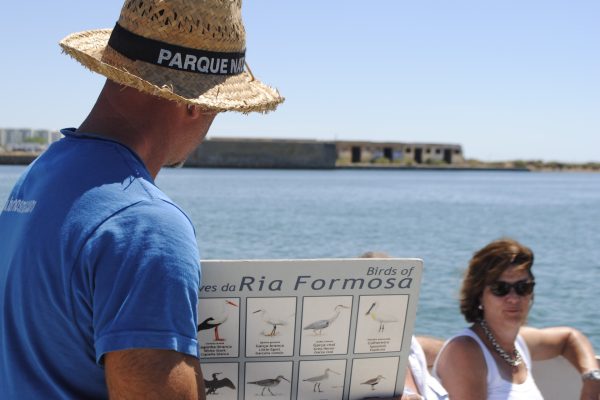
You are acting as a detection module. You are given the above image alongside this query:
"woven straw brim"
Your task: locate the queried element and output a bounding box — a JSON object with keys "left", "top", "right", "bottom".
{"left": 60, "top": 29, "right": 284, "bottom": 113}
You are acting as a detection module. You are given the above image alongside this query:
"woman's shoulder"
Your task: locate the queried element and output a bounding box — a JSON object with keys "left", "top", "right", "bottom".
{"left": 443, "top": 333, "right": 484, "bottom": 360}
{"left": 434, "top": 329, "right": 489, "bottom": 399}
{"left": 445, "top": 328, "right": 484, "bottom": 351}
{"left": 435, "top": 329, "right": 487, "bottom": 376}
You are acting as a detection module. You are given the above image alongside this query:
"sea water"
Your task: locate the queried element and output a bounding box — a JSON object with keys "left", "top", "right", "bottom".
{"left": 1, "top": 165, "right": 599, "bottom": 350}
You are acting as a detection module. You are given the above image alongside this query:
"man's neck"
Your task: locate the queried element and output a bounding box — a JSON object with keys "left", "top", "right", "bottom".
{"left": 78, "top": 82, "right": 173, "bottom": 178}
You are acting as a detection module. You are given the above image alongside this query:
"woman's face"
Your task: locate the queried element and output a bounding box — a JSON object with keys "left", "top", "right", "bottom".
{"left": 480, "top": 266, "right": 534, "bottom": 328}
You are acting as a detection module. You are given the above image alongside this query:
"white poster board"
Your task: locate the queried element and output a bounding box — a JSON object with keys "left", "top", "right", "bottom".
{"left": 197, "top": 258, "right": 422, "bottom": 400}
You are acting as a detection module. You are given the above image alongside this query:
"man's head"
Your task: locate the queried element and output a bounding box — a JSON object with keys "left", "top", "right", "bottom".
{"left": 60, "top": 0, "right": 283, "bottom": 113}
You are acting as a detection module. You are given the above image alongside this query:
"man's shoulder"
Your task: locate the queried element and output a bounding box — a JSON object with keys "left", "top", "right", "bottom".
{"left": 69, "top": 178, "right": 194, "bottom": 242}
{"left": 41, "top": 135, "right": 193, "bottom": 241}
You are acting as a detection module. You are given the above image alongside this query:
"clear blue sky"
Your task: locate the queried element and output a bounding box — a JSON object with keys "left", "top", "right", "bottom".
{"left": 1, "top": 1, "right": 598, "bottom": 162}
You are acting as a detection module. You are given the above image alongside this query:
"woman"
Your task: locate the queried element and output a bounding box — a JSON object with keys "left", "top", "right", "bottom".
{"left": 434, "top": 238, "right": 600, "bottom": 400}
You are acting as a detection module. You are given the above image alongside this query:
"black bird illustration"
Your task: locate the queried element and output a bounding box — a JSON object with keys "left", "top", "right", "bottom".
{"left": 204, "top": 372, "right": 236, "bottom": 395}
{"left": 197, "top": 299, "right": 238, "bottom": 341}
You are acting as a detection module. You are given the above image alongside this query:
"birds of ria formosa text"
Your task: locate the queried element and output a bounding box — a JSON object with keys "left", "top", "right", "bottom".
{"left": 303, "top": 304, "right": 350, "bottom": 335}
{"left": 197, "top": 299, "right": 238, "bottom": 341}
{"left": 365, "top": 301, "right": 398, "bottom": 333}
{"left": 361, "top": 374, "right": 386, "bottom": 390}
{"left": 247, "top": 375, "right": 290, "bottom": 396}
{"left": 253, "top": 309, "right": 295, "bottom": 337}
{"left": 204, "top": 372, "right": 235, "bottom": 395}
{"left": 302, "top": 368, "right": 340, "bottom": 392}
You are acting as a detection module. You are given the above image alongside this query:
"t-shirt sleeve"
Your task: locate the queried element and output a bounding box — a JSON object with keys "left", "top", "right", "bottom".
{"left": 79, "top": 200, "right": 201, "bottom": 364}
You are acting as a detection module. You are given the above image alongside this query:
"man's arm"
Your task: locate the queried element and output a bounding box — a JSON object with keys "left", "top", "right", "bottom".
{"left": 416, "top": 335, "right": 445, "bottom": 368}
{"left": 105, "top": 349, "right": 206, "bottom": 400}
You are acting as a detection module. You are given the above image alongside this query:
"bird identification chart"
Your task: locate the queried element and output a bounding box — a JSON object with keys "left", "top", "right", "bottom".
{"left": 196, "top": 258, "right": 423, "bottom": 400}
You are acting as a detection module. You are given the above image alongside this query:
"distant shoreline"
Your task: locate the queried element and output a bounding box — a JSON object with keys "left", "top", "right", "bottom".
{"left": 1, "top": 153, "right": 598, "bottom": 172}
{"left": 336, "top": 164, "right": 529, "bottom": 172}
{"left": 0, "top": 154, "right": 37, "bottom": 165}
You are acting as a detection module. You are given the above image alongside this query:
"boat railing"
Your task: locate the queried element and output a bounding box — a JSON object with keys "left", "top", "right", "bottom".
{"left": 533, "top": 355, "right": 600, "bottom": 400}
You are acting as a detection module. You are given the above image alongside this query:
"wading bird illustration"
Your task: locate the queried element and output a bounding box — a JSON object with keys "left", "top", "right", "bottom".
{"left": 198, "top": 299, "right": 238, "bottom": 341}
{"left": 365, "top": 302, "right": 398, "bottom": 333}
{"left": 302, "top": 368, "right": 340, "bottom": 392}
{"left": 361, "top": 375, "right": 385, "bottom": 391}
{"left": 253, "top": 309, "right": 295, "bottom": 337}
{"left": 204, "top": 372, "right": 236, "bottom": 395}
{"left": 247, "top": 375, "right": 290, "bottom": 396}
{"left": 303, "top": 304, "right": 349, "bottom": 335}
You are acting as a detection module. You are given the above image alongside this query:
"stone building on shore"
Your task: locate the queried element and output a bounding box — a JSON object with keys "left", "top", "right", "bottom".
{"left": 335, "top": 140, "right": 464, "bottom": 165}
{"left": 185, "top": 138, "right": 464, "bottom": 168}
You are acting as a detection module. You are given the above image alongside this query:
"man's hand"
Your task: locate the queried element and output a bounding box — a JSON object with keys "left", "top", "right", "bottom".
{"left": 105, "top": 349, "right": 206, "bottom": 399}
{"left": 400, "top": 394, "right": 424, "bottom": 400}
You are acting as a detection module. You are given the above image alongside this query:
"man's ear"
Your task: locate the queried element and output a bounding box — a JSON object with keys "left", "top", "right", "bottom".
{"left": 186, "top": 104, "right": 200, "bottom": 119}
{"left": 186, "top": 105, "right": 217, "bottom": 120}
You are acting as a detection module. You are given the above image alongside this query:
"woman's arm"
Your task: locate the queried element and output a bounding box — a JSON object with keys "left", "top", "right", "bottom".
{"left": 435, "top": 336, "right": 487, "bottom": 400}
{"left": 520, "top": 325, "right": 600, "bottom": 400}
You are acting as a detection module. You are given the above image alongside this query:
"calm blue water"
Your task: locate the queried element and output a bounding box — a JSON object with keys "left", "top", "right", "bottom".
{"left": 1, "top": 165, "right": 599, "bottom": 350}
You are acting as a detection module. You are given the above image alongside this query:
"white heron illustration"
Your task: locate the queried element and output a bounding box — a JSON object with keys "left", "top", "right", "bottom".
{"left": 361, "top": 374, "right": 385, "bottom": 390}
{"left": 302, "top": 368, "right": 340, "bottom": 392}
{"left": 365, "top": 301, "right": 398, "bottom": 333}
{"left": 197, "top": 299, "right": 238, "bottom": 341}
{"left": 253, "top": 309, "right": 295, "bottom": 336}
{"left": 303, "top": 304, "right": 350, "bottom": 335}
{"left": 247, "top": 374, "right": 290, "bottom": 396}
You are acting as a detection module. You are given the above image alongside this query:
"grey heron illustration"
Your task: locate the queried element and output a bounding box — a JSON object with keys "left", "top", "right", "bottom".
{"left": 365, "top": 302, "right": 398, "bottom": 333}
{"left": 197, "top": 299, "right": 238, "bottom": 341}
{"left": 253, "top": 309, "right": 295, "bottom": 337}
{"left": 303, "top": 304, "right": 350, "bottom": 335}
{"left": 361, "top": 374, "right": 385, "bottom": 390}
{"left": 204, "top": 372, "right": 235, "bottom": 395}
{"left": 302, "top": 368, "right": 340, "bottom": 392}
{"left": 247, "top": 374, "right": 290, "bottom": 396}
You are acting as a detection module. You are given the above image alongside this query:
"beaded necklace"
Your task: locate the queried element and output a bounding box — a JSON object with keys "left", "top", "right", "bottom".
{"left": 478, "top": 319, "right": 523, "bottom": 367}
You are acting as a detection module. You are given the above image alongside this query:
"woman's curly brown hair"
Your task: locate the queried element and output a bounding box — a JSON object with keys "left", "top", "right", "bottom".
{"left": 460, "top": 238, "right": 535, "bottom": 323}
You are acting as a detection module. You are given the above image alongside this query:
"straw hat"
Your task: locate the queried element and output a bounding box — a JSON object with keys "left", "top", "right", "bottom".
{"left": 60, "top": 0, "right": 283, "bottom": 113}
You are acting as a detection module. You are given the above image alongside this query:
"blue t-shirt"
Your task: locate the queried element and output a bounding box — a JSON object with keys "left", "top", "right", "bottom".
{"left": 0, "top": 129, "right": 201, "bottom": 399}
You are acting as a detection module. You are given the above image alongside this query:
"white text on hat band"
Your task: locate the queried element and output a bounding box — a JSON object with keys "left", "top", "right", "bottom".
{"left": 107, "top": 23, "right": 246, "bottom": 76}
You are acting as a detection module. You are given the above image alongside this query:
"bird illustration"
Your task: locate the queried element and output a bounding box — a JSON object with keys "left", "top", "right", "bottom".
{"left": 302, "top": 368, "right": 340, "bottom": 392}
{"left": 204, "top": 372, "right": 236, "bottom": 395}
{"left": 247, "top": 375, "right": 290, "bottom": 396}
{"left": 198, "top": 299, "right": 238, "bottom": 341}
{"left": 303, "top": 304, "right": 349, "bottom": 335}
{"left": 365, "top": 302, "right": 398, "bottom": 333}
{"left": 361, "top": 374, "right": 385, "bottom": 390}
{"left": 253, "top": 309, "right": 295, "bottom": 337}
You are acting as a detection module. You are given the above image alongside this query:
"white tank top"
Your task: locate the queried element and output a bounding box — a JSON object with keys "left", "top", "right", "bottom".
{"left": 435, "top": 328, "right": 544, "bottom": 400}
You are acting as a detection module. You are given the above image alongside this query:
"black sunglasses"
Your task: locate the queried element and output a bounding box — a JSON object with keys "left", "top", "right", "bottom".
{"left": 488, "top": 279, "right": 535, "bottom": 297}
